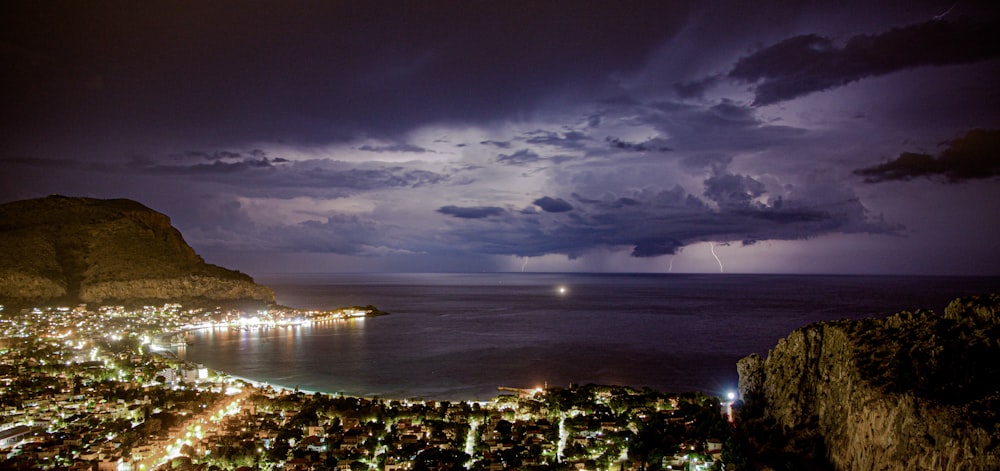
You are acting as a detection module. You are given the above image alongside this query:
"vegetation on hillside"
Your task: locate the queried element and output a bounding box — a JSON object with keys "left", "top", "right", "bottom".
{"left": 0, "top": 195, "right": 263, "bottom": 303}
{"left": 850, "top": 294, "right": 1000, "bottom": 412}
{"left": 727, "top": 294, "right": 1000, "bottom": 470}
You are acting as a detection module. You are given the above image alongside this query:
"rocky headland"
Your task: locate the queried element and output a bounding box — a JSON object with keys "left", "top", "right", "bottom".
{"left": 0, "top": 195, "right": 274, "bottom": 306}
{"left": 735, "top": 294, "right": 1000, "bottom": 470}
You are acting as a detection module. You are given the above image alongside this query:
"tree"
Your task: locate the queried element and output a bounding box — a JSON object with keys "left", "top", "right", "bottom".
{"left": 267, "top": 438, "right": 291, "bottom": 462}
{"left": 494, "top": 419, "right": 513, "bottom": 440}
{"left": 628, "top": 412, "right": 680, "bottom": 471}
{"left": 413, "top": 448, "right": 470, "bottom": 471}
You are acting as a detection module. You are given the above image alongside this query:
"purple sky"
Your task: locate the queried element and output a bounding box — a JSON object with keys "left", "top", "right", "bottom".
{"left": 2, "top": 1, "right": 999, "bottom": 275}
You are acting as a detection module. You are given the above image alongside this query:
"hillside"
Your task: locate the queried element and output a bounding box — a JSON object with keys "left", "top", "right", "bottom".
{"left": 735, "top": 294, "right": 1000, "bottom": 470}
{"left": 0, "top": 195, "right": 274, "bottom": 305}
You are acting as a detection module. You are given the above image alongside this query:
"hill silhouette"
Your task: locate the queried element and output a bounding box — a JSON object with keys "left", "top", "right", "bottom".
{"left": 0, "top": 195, "right": 274, "bottom": 305}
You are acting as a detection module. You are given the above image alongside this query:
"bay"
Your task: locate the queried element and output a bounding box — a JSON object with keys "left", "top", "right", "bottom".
{"left": 181, "top": 273, "right": 999, "bottom": 401}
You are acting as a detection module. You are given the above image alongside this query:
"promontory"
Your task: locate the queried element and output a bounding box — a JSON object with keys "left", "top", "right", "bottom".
{"left": 735, "top": 294, "right": 1000, "bottom": 470}
{"left": 0, "top": 195, "right": 274, "bottom": 305}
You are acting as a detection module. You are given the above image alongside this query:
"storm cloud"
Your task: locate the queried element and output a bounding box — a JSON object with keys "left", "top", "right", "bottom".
{"left": 855, "top": 129, "right": 1000, "bottom": 182}
{"left": 438, "top": 206, "right": 506, "bottom": 219}
{"left": 533, "top": 197, "right": 574, "bottom": 213}
{"left": 2, "top": 1, "right": 998, "bottom": 274}
{"left": 357, "top": 144, "right": 430, "bottom": 154}
{"left": 730, "top": 18, "right": 1000, "bottom": 106}
{"left": 496, "top": 149, "right": 543, "bottom": 166}
{"left": 432, "top": 176, "right": 899, "bottom": 261}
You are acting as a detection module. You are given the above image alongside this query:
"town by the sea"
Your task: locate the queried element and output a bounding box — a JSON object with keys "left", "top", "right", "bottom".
{"left": 180, "top": 273, "right": 999, "bottom": 401}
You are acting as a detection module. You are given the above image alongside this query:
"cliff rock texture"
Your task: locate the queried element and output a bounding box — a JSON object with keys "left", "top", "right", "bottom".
{"left": 0, "top": 195, "right": 275, "bottom": 305}
{"left": 737, "top": 295, "right": 1000, "bottom": 470}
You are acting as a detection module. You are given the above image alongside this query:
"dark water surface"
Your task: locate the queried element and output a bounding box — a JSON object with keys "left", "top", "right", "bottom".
{"left": 181, "top": 273, "right": 999, "bottom": 401}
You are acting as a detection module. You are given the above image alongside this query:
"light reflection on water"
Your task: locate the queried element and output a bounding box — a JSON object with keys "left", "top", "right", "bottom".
{"left": 181, "top": 273, "right": 1000, "bottom": 400}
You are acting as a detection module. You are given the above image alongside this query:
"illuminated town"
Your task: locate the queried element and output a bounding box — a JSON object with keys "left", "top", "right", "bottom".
{"left": 0, "top": 303, "right": 734, "bottom": 471}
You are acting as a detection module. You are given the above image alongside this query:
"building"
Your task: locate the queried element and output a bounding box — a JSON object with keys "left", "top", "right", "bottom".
{"left": 0, "top": 425, "right": 33, "bottom": 448}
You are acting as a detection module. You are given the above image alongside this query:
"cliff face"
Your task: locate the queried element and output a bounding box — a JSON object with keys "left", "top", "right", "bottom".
{"left": 0, "top": 195, "right": 274, "bottom": 305}
{"left": 737, "top": 295, "right": 1000, "bottom": 470}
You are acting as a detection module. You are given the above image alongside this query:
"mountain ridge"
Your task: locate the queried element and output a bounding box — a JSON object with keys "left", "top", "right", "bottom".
{"left": 0, "top": 195, "right": 274, "bottom": 305}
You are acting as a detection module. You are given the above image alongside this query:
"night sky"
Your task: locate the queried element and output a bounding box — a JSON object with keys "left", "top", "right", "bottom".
{"left": 2, "top": 1, "right": 999, "bottom": 275}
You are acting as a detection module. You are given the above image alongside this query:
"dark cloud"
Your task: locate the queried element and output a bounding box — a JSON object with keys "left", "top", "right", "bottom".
{"left": 631, "top": 238, "right": 684, "bottom": 257}
{"left": 175, "top": 150, "right": 237, "bottom": 161}
{"left": 740, "top": 206, "right": 830, "bottom": 223}
{"left": 855, "top": 152, "right": 943, "bottom": 182}
{"left": 2, "top": 1, "right": 997, "bottom": 274}
{"left": 357, "top": 143, "right": 430, "bottom": 153}
{"left": 481, "top": 140, "right": 512, "bottom": 149}
{"left": 325, "top": 168, "right": 447, "bottom": 190}
{"left": 606, "top": 137, "right": 673, "bottom": 153}
{"left": 703, "top": 173, "right": 767, "bottom": 210}
{"left": 729, "top": 18, "right": 1000, "bottom": 105}
{"left": 437, "top": 205, "right": 506, "bottom": 219}
{"left": 435, "top": 179, "right": 899, "bottom": 260}
{"left": 0, "top": 1, "right": 694, "bottom": 150}
{"left": 525, "top": 130, "right": 589, "bottom": 149}
{"left": 533, "top": 197, "right": 574, "bottom": 213}
{"left": 572, "top": 193, "right": 641, "bottom": 209}
{"left": 855, "top": 129, "right": 1000, "bottom": 182}
{"left": 147, "top": 148, "right": 299, "bottom": 174}
{"left": 496, "top": 149, "right": 542, "bottom": 166}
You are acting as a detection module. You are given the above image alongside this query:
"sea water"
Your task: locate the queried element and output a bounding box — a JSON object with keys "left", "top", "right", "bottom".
{"left": 181, "top": 273, "right": 999, "bottom": 401}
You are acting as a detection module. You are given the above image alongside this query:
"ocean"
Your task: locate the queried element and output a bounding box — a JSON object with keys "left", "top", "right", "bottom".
{"left": 180, "top": 273, "right": 999, "bottom": 401}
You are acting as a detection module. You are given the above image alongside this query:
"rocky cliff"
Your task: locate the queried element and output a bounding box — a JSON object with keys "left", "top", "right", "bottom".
{"left": 0, "top": 195, "right": 274, "bottom": 305}
{"left": 737, "top": 295, "right": 1000, "bottom": 470}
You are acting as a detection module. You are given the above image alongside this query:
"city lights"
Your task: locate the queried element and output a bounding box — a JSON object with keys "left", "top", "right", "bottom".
{"left": 0, "top": 301, "right": 732, "bottom": 470}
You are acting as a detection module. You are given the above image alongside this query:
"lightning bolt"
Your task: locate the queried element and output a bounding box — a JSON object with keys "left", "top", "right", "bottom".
{"left": 710, "top": 242, "right": 724, "bottom": 273}
{"left": 521, "top": 257, "right": 529, "bottom": 272}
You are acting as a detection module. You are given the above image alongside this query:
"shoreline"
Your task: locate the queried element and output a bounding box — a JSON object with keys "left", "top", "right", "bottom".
{"left": 154, "top": 317, "right": 385, "bottom": 400}
{"left": 158, "top": 338, "right": 510, "bottom": 403}
{"left": 153, "top": 332, "right": 335, "bottom": 398}
{"left": 166, "top": 316, "right": 731, "bottom": 402}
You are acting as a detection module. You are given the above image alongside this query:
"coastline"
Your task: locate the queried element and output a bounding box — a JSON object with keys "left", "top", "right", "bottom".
{"left": 158, "top": 273, "right": 1000, "bottom": 402}
{"left": 218, "top": 370, "right": 324, "bottom": 397}
{"left": 158, "top": 334, "right": 504, "bottom": 402}
{"left": 153, "top": 332, "right": 334, "bottom": 398}
{"left": 153, "top": 315, "right": 379, "bottom": 400}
